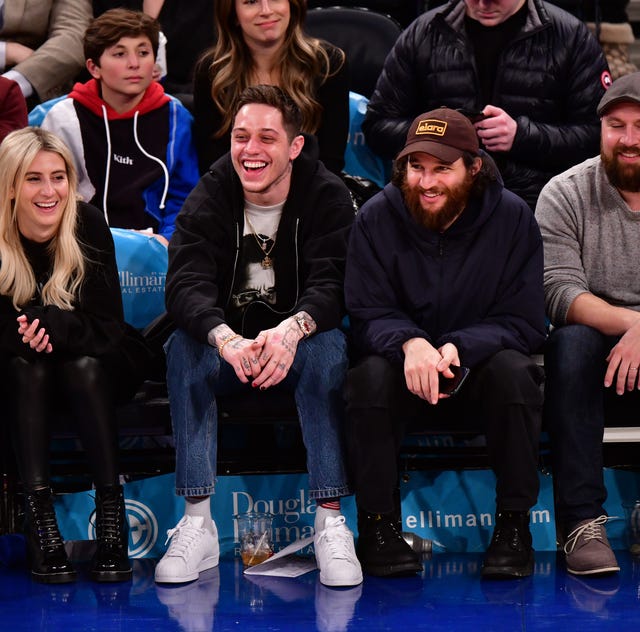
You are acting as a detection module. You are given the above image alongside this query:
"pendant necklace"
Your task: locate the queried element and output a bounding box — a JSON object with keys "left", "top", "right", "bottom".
{"left": 245, "top": 214, "right": 276, "bottom": 269}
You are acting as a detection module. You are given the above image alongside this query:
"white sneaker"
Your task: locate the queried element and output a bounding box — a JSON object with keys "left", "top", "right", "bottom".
{"left": 314, "top": 515, "right": 363, "bottom": 587}
{"left": 154, "top": 515, "right": 219, "bottom": 584}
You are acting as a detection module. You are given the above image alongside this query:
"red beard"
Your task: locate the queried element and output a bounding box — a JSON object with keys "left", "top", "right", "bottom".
{"left": 401, "top": 171, "right": 474, "bottom": 231}
{"left": 602, "top": 145, "right": 640, "bottom": 192}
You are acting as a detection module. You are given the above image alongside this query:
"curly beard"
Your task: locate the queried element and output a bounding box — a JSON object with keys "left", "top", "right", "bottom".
{"left": 401, "top": 171, "right": 475, "bottom": 232}
{"left": 602, "top": 145, "right": 640, "bottom": 192}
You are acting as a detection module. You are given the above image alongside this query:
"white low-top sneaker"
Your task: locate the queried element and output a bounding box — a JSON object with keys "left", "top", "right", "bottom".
{"left": 314, "top": 515, "right": 363, "bottom": 587}
{"left": 155, "top": 515, "right": 219, "bottom": 584}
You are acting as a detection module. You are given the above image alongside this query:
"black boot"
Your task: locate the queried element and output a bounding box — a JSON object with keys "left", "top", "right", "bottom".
{"left": 91, "top": 485, "right": 132, "bottom": 582}
{"left": 356, "top": 510, "right": 423, "bottom": 577}
{"left": 481, "top": 510, "right": 534, "bottom": 578}
{"left": 24, "top": 488, "right": 77, "bottom": 584}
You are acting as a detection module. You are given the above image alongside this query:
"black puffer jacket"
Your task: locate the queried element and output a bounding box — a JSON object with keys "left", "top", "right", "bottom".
{"left": 363, "top": 0, "right": 609, "bottom": 209}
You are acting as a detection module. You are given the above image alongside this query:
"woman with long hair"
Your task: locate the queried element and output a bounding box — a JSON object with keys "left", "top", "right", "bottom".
{"left": 0, "top": 127, "right": 147, "bottom": 584}
{"left": 193, "top": 0, "right": 349, "bottom": 174}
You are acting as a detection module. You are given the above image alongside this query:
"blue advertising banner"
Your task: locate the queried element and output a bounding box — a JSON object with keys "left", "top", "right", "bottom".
{"left": 53, "top": 468, "right": 640, "bottom": 559}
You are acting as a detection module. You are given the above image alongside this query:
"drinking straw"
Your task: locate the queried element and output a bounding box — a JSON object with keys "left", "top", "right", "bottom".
{"left": 248, "top": 530, "right": 269, "bottom": 566}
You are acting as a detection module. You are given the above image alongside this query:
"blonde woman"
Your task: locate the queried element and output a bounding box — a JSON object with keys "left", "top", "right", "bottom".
{"left": 0, "top": 127, "right": 148, "bottom": 584}
{"left": 193, "top": 0, "right": 348, "bottom": 175}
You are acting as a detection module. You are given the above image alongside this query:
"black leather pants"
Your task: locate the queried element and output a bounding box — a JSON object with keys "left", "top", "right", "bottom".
{"left": 7, "top": 355, "right": 120, "bottom": 490}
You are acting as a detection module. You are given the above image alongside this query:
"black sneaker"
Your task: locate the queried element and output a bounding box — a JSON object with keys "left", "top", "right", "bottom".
{"left": 356, "top": 511, "right": 423, "bottom": 577}
{"left": 481, "top": 511, "right": 534, "bottom": 579}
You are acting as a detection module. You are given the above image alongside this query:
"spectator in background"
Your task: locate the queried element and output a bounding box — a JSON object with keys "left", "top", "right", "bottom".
{"left": 0, "top": 127, "right": 149, "bottom": 584}
{"left": 363, "top": 0, "right": 609, "bottom": 210}
{"left": 0, "top": 0, "right": 92, "bottom": 106}
{"left": 92, "top": 0, "right": 215, "bottom": 98}
{"left": 536, "top": 72, "right": 640, "bottom": 577}
{"left": 39, "top": 9, "right": 199, "bottom": 244}
{"left": 0, "top": 76, "right": 27, "bottom": 142}
{"left": 192, "top": 0, "right": 349, "bottom": 175}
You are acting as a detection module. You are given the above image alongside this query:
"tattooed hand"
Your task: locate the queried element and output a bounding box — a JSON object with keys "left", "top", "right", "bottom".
{"left": 213, "top": 324, "right": 263, "bottom": 384}
{"left": 250, "top": 316, "right": 304, "bottom": 390}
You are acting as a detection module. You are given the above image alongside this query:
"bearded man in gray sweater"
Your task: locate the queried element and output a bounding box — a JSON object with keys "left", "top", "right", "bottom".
{"left": 536, "top": 72, "right": 640, "bottom": 578}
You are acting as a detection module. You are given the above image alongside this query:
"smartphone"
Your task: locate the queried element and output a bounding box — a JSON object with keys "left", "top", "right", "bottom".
{"left": 438, "top": 365, "right": 470, "bottom": 397}
{"left": 456, "top": 108, "right": 488, "bottom": 124}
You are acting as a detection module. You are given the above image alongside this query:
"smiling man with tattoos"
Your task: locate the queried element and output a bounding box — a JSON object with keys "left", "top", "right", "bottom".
{"left": 155, "top": 85, "right": 361, "bottom": 588}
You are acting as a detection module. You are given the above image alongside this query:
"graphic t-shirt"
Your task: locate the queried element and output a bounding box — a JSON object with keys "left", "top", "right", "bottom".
{"left": 228, "top": 199, "right": 284, "bottom": 335}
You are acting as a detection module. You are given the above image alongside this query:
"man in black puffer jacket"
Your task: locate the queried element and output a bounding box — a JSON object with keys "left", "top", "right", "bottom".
{"left": 363, "top": 0, "right": 610, "bottom": 210}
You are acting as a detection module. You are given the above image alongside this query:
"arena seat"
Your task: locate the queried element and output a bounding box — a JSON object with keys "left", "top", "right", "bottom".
{"left": 304, "top": 6, "right": 403, "bottom": 99}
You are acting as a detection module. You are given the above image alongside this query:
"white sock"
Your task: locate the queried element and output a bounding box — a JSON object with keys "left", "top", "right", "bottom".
{"left": 185, "top": 496, "right": 214, "bottom": 532}
{"left": 315, "top": 503, "right": 341, "bottom": 533}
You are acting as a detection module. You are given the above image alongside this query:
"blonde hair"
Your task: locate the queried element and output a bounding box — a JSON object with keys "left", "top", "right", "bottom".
{"left": 209, "top": 0, "right": 344, "bottom": 139}
{"left": 0, "top": 127, "right": 86, "bottom": 310}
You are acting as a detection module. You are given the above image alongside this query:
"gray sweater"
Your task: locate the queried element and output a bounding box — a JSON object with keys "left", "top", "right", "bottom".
{"left": 536, "top": 156, "right": 640, "bottom": 326}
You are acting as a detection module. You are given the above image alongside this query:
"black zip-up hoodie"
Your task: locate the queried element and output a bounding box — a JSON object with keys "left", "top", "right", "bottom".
{"left": 166, "top": 136, "right": 355, "bottom": 342}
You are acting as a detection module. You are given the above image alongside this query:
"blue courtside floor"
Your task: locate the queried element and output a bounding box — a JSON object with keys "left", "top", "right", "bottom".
{"left": 1, "top": 542, "right": 639, "bottom": 631}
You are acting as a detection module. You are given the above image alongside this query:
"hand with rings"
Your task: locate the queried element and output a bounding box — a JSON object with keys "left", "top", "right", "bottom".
{"left": 605, "top": 324, "right": 640, "bottom": 393}
{"left": 221, "top": 335, "right": 263, "bottom": 384}
{"left": 250, "top": 321, "right": 299, "bottom": 390}
{"left": 626, "top": 365, "right": 640, "bottom": 393}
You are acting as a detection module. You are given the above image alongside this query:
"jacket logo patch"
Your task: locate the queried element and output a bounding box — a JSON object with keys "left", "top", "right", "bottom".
{"left": 113, "top": 153, "right": 134, "bottom": 165}
{"left": 416, "top": 119, "right": 447, "bottom": 137}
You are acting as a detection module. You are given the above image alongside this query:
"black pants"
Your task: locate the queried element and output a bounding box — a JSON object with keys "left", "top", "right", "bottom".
{"left": 7, "top": 355, "right": 120, "bottom": 491}
{"left": 346, "top": 349, "right": 544, "bottom": 515}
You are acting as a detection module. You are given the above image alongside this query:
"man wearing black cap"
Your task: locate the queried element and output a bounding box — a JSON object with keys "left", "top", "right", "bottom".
{"left": 345, "top": 107, "right": 547, "bottom": 578}
{"left": 536, "top": 71, "right": 640, "bottom": 577}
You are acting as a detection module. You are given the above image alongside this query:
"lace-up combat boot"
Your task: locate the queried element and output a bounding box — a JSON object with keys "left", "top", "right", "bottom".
{"left": 481, "top": 510, "right": 534, "bottom": 578}
{"left": 91, "top": 484, "right": 132, "bottom": 582}
{"left": 356, "top": 510, "right": 422, "bottom": 577}
{"left": 24, "top": 487, "right": 77, "bottom": 584}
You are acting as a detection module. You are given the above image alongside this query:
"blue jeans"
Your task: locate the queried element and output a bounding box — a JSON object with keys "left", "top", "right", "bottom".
{"left": 165, "top": 328, "right": 351, "bottom": 499}
{"left": 545, "top": 324, "right": 624, "bottom": 528}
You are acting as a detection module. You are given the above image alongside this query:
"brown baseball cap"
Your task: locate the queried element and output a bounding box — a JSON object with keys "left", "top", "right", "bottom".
{"left": 396, "top": 107, "right": 480, "bottom": 163}
{"left": 597, "top": 71, "right": 640, "bottom": 116}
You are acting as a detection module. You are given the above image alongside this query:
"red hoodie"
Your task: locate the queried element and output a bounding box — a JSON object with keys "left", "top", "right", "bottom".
{"left": 68, "top": 78, "right": 170, "bottom": 119}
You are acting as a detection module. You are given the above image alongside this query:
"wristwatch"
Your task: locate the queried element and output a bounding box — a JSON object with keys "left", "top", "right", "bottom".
{"left": 293, "top": 313, "right": 312, "bottom": 338}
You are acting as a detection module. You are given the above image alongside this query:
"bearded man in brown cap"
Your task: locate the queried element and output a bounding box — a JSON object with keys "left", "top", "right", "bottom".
{"left": 345, "top": 107, "right": 547, "bottom": 579}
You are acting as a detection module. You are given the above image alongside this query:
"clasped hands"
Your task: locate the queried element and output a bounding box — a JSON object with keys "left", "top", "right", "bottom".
{"left": 17, "top": 314, "right": 52, "bottom": 353}
{"left": 220, "top": 317, "right": 302, "bottom": 390}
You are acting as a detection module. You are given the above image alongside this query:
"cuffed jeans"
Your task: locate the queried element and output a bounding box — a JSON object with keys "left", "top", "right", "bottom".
{"left": 544, "top": 324, "right": 636, "bottom": 528}
{"left": 165, "top": 328, "right": 351, "bottom": 499}
{"left": 346, "top": 350, "right": 544, "bottom": 515}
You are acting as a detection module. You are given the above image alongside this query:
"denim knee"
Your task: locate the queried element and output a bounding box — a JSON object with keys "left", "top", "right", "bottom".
{"left": 545, "top": 325, "right": 608, "bottom": 387}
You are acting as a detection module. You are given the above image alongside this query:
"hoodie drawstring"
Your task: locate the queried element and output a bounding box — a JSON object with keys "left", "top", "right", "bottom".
{"left": 100, "top": 104, "right": 112, "bottom": 224}
{"left": 100, "top": 107, "right": 171, "bottom": 223}
{"left": 133, "top": 111, "right": 169, "bottom": 210}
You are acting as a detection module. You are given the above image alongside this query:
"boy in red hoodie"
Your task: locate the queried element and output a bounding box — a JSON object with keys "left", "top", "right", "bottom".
{"left": 39, "top": 8, "right": 198, "bottom": 244}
